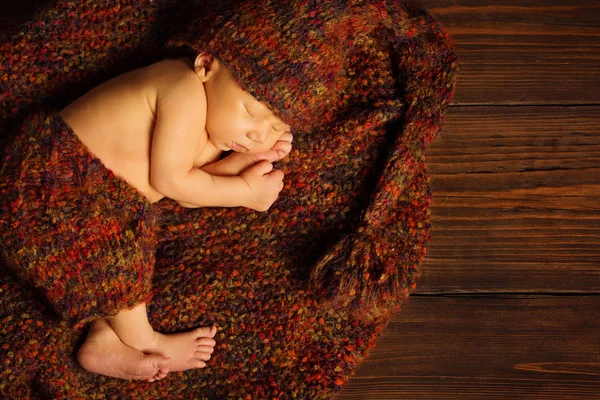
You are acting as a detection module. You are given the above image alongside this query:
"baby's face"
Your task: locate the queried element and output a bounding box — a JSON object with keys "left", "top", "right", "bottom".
{"left": 203, "top": 60, "right": 290, "bottom": 154}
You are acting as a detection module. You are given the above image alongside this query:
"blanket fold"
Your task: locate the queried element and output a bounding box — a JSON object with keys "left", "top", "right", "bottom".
{"left": 0, "top": 112, "right": 156, "bottom": 329}
{"left": 0, "top": 0, "right": 458, "bottom": 397}
{"left": 170, "top": 0, "right": 457, "bottom": 320}
{"left": 310, "top": 7, "right": 458, "bottom": 319}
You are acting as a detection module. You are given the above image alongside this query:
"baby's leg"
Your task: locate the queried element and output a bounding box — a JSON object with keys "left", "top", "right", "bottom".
{"left": 77, "top": 318, "right": 170, "bottom": 382}
{"left": 106, "top": 303, "right": 217, "bottom": 372}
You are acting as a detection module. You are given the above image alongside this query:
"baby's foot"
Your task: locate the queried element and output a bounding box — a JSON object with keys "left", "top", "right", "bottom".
{"left": 78, "top": 318, "right": 171, "bottom": 382}
{"left": 152, "top": 326, "right": 217, "bottom": 372}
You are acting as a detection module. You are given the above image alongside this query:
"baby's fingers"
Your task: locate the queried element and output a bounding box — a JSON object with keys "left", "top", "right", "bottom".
{"left": 272, "top": 140, "right": 292, "bottom": 159}
{"left": 267, "top": 168, "right": 284, "bottom": 181}
{"left": 246, "top": 160, "right": 274, "bottom": 176}
{"left": 278, "top": 132, "right": 293, "bottom": 143}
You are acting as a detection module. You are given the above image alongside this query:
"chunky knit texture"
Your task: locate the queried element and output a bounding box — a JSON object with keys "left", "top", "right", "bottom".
{"left": 168, "top": 0, "right": 459, "bottom": 321}
{"left": 0, "top": 0, "right": 457, "bottom": 398}
{"left": 0, "top": 112, "right": 157, "bottom": 330}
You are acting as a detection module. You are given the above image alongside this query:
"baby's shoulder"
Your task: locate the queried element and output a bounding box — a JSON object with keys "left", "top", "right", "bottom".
{"left": 141, "top": 58, "right": 200, "bottom": 92}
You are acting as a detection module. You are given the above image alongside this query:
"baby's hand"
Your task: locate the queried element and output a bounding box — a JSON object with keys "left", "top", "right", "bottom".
{"left": 250, "top": 132, "right": 293, "bottom": 163}
{"left": 240, "top": 160, "right": 284, "bottom": 211}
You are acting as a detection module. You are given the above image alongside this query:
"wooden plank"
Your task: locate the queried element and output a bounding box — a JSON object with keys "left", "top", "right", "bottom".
{"left": 418, "top": 0, "right": 600, "bottom": 105}
{"left": 339, "top": 296, "right": 600, "bottom": 400}
{"left": 418, "top": 105, "right": 600, "bottom": 294}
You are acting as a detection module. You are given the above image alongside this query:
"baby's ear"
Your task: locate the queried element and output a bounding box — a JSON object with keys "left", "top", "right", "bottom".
{"left": 194, "top": 52, "right": 217, "bottom": 82}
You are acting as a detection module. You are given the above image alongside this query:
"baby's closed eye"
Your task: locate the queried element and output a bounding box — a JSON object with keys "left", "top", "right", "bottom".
{"left": 272, "top": 126, "right": 287, "bottom": 134}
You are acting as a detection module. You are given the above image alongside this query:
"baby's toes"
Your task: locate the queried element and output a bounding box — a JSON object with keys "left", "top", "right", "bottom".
{"left": 197, "top": 338, "right": 216, "bottom": 347}
{"left": 197, "top": 345, "right": 214, "bottom": 354}
{"left": 192, "top": 326, "right": 216, "bottom": 339}
{"left": 195, "top": 350, "right": 212, "bottom": 361}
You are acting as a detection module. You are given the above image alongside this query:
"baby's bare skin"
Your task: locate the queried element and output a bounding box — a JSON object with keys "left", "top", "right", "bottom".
{"left": 60, "top": 60, "right": 221, "bottom": 380}
{"left": 77, "top": 319, "right": 171, "bottom": 382}
{"left": 60, "top": 54, "right": 291, "bottom": 381}
{"left": 59, "top": 58, "right": 199, "bottom": 203}
{"left": 151, "top": 326, "right": 217, "bottom": 372}
{"left": 59, "top": 56, "right": 291, "bottom": 206}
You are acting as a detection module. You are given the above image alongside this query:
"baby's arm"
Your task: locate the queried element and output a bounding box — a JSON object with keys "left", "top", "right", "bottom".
{"left": 149, "top": 72, "right": 283, "bottom": 210}
{"left": 167, "top": 161, "right": 283, "bottom": 210}
{"left": 201, "top": 131, "right": 293, "bottom": 177}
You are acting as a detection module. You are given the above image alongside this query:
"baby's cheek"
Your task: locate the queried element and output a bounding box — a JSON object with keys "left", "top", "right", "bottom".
{"left": 255, "top": 138, "right": 279, "bottom": 154}
{"left": 246, "top": 143, "right": 267, "bottom": 155}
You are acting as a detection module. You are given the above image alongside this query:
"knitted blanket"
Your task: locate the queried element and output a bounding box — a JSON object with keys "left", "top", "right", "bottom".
{"left": 0, "top": 111, "right": 157, "bottom": 330}
{"left": 0, "top": 0, "right": 458, "bottom": 398}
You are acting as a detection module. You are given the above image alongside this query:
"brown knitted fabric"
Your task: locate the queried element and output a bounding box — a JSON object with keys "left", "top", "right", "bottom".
{"left": 0, "top": 0, "right": 458, "bottom": 397}
{"left": 0, "top": 111, "right": 156, "bottom": 330}
{"left": 168, "top": 0, "right": 459, "bottom": 320}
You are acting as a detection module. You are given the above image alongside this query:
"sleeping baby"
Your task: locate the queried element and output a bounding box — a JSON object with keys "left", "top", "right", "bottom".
{"left": 0, "top": 52, "right": 293, "bottom": 383}
{"left": 0, "top": 0, "right": 451, "bottom": 386}
{"left": 61, "top": 53, "right": 294, "bottom": 381}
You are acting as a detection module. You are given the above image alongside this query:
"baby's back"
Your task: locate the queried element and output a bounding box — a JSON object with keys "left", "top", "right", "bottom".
{"left": 59, "top": 58, "right": 193, "bottom": 203}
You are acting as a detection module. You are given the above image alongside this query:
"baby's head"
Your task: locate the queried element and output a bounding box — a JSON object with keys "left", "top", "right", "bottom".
{"left": 167, "top": 0, "right": 411, "bottom": 134}
{"left": 192, "top": 52, "right": 290, "bottom": 154}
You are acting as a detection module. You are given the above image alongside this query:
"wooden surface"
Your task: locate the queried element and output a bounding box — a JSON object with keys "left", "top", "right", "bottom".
{"left": 339, "top": 1, "right": 600, "bottom": 399}
{"left": 1, "top": 1, "right": 599, "bottom": 399}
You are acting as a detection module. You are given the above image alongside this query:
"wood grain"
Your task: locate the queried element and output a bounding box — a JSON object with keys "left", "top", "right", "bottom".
{"left": 418, "top": 0, "right": 600, "bottom": 105}
{"left": 340, "top": 1, "right": 600, "bottom": 398}
{"left": 339, "top": 296, "right": 600, "bottom": 399}
{"left": 418, "top": 105, "right": 600, "bottom": 294}
{"left": 1, "top": 1, "right": 599, "bottom": 399}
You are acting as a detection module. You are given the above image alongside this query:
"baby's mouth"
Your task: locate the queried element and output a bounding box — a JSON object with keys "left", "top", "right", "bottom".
{"left": 229, "top": 141, "right": 249, "bottom": 152}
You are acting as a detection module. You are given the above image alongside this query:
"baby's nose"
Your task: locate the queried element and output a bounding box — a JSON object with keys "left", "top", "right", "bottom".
{"left": 248, "top": 128, "right": 269, "bottom": 144}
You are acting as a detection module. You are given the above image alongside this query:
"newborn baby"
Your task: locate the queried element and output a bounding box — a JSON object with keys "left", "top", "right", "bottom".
{"left": 59, "top": 52, "right": 293, "bottom": 381}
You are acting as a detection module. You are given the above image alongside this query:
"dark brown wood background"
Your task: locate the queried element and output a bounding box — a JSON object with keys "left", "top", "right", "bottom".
{"left": 2, "top": 1, "right": 599, "bottom": 399}
{"left": 340, "top": 1, "right": 600, "bottom": 399}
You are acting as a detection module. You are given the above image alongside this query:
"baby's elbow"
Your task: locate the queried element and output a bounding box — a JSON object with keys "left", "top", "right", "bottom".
{"left": 150, "top": 170, "right": 180, "bottom": 199}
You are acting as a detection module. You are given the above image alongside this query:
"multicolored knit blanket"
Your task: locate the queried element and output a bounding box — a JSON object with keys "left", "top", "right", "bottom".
{"left": 0, "top": 0, "right": 457, "bottom": 398}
